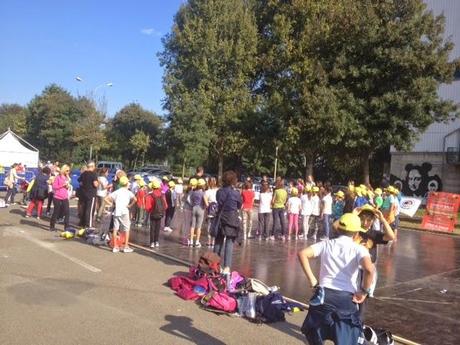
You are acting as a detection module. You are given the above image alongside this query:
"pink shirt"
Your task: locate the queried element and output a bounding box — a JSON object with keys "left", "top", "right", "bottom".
{"left": 52, "top": 175, "right": 69, "bottom": 200}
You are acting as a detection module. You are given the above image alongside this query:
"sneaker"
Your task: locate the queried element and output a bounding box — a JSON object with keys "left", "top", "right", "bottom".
{"left": 36, "top": 217, "right": 41, "bottom": 221}
{"left": 5, "top": 203, "right": 10, "bottom": 207}
{"left": 194, "top": 241, "right": 202, "bottom": 248}
{"left": 150, "top": 242, "right": 156, "bottom": 248}
{"left": 112, "top": 247, "right": 120, "bottom": 253}
{"left": 269, "top": 236, "right": 275, "bottom": 241}
{"left": 25, "top": 214, "right": 31, "bottom": 218}
{"left": 298, "top": 234, "right": 304, "bottom": 239}
{"left": 154, "top": 242, "right": 160, "bottom": 247}
{"left": 122, "top": 247, "right": 133, "bottom": 253}
{"left": 187, "top": 239, "right": 193, "bottom": 247}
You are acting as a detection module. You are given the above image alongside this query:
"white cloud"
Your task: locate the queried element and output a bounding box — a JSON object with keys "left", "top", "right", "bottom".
{"left": 141, "top": 28, "right": 162, "bottom": 37}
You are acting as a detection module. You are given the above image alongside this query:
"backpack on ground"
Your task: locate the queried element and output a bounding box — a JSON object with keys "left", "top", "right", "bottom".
{"left": 150, "top": 195, "right": 165, "bottom": 220}
{"left": 201, "top": 291, "right": 237, "bottom": 313}
{"left": 363, "top": 325, "right": 394, "bottom": 345}
{"left": 255, "top": 292, "right": 286, "bottom": 323}
{"left": 197, "top": 252, "right": 221, "bottom": 275}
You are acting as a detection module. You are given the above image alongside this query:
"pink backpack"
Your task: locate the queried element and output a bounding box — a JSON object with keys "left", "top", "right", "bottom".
{"left": 169, "top": 276, "right": 209, "bottom": 301}
{"left": 201, "top": 291, "right": 237, "bottom": 313}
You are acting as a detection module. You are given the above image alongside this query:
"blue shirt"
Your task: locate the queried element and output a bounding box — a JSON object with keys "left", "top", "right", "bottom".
{"left": 216, "top": 186, "right": 242, "bottom": 212}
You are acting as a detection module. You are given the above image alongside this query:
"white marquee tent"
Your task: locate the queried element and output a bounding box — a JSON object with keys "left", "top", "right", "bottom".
{"left": 0, "top": 129, "right": 39, "bottom": 168}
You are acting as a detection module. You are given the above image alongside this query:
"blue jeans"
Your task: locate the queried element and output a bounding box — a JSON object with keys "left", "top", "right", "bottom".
{"left": 272, "top": 208, "right": 286, "bottom": 237}
{"left": 214, "top": 235, "right": 235, "bottom": 269}
{"left": 323, "top": 214, "right": 331, "bottom": 239}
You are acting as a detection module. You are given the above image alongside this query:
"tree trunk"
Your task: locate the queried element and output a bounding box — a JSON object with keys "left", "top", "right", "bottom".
{"left": 304, "top": 152, "right": 314, "bottom": 180}
{"left": 218, "top": 151, "right": 224, "bottom": 184}
{"left": 361, "top": 151, "right": 371, "bottom": 185}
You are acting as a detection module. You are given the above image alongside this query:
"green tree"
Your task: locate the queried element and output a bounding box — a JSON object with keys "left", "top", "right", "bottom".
{"left": 308, "top": 0, "right": 459, "bottom": 183}
{"left": 160, "top": 0, "right": 258, "bottom": 180}
{"left": 129, "top": 130, "right": 151, "bottom": 168}
{"left": 72, "top": 97, "right": 107, "bottom": 162}
{"left": 109, "top": 103, "right": 162, "bottom": 167}
{"left": 0, "top": 103, "right": 27, "bottom": 136}
{"left": 26, "top": 84, "right": 84, "bottom": 161}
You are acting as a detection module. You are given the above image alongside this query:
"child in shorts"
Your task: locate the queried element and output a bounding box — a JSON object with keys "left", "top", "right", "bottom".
{"left": 105, "top": 176, "right": 137, "bottom": 253}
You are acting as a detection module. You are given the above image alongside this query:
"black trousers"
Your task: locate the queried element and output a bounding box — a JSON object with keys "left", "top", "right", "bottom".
{"left": 150, "top": 218, "right": 162, "bottom": 243}
{"left": 165, "top": 206, "right": 175, "bottom": 227}
{"left": 50, "top": 198, "right": 69, "bottom": 230}
{"left": 46, "top": 192, "right": 54, "bottom": 212}
{"left": 258, "top": 213, "right": 271, "bottom": 238}
{"left": 79, "top": 196, "right": 96, "bottom": 228}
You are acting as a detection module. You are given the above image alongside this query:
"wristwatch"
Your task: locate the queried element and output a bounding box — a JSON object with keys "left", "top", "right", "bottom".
{"left": 361, "top": 287, "right": 372, "bottom": 295}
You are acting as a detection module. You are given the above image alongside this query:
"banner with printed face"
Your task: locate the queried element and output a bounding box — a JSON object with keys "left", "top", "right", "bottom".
{"left": 399, "top": 197, "right": 422, "bottom": 218}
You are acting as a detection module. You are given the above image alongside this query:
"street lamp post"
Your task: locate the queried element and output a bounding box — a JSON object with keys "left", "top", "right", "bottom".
{"left": 274, "top": 146, "right": 279, "bottom": 181}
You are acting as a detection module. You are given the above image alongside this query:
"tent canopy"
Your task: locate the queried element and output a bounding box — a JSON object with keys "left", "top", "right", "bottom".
{"left": 0, "top": 129, "right": 39, "bottom": 168}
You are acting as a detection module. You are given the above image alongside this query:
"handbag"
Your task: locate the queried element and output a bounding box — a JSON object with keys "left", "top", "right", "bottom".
{"left": 209, "top": 191, "right": 230, "bottom": 238}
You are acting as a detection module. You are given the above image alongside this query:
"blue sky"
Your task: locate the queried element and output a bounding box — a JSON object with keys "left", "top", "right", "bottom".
{"left": 0, "top": 0, "right": 184, "bottom": 117}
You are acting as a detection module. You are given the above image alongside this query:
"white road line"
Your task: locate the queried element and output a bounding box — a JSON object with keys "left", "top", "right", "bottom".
{"left": 6, "top": 227, "right": 101, "bottom": 273}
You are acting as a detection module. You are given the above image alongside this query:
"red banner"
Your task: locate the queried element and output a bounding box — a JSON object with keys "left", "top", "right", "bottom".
{"left": 422, "top": 192, "right": 460, "bottom": 233}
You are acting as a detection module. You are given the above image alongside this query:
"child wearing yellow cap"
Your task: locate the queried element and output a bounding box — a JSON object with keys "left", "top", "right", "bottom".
{"left": 287, "top": 187, "right": 301, "bottom": 240}
{"left": 105, "top": 176, "right": 137, "bottom": 253}
{"left": 164, "top": 181, "right": 176, "bottom": 232}
{"left": 135, "top": 179, "right": 147, "bottom": 227}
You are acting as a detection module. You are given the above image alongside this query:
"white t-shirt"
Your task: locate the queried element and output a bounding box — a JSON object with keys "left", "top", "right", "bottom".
{"left": 322, "top": 194, "right": 333, "bottom": 215}
{"left": 175, "top": 184, "right": 184, "bottom": 194}
{"left": 288, "top": 196, "right": 301, "bottom": 215}
{"left": 205, "top": 188, "right": 218, "bottom": 204}
{"left": 301, "top": 195, "right": 313, "bottom": 216}
{"left": 259, "top": 192, "right": 272, "bottom": 213}
{"left": 311, "top": 195, "right": 321, "bottom": 216}
{"left": 97, "top": 176, "right": 108, "bottom": 197}
{"left": 110, "top": 188, "right": 135, "bottom": 217}
{"left": 311, "top": 236, "right": 370, "bottom": 293}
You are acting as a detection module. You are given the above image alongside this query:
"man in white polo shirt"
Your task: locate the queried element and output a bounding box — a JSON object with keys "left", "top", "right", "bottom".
{"left": 298, "top": 213, "right": 375, "bottom": 345}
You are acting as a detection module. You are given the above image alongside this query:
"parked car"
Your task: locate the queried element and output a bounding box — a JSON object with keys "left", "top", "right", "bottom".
{"left": 97, "top": 161, "right": 123, "bottom": 172}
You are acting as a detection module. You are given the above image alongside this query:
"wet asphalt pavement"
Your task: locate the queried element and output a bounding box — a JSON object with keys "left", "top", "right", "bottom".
{"left": 129, "top": 209, "right": 460, "bottom": 345}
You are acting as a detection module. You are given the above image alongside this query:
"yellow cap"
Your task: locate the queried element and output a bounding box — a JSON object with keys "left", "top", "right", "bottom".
{"left": 138, "top": 180, "right": 145, "bottom": 187}
{"left": 168, "top": 181, "right": 176, "bottom": 188}
{"left": 305, "top": 185, "right": 312, "bottom": 192}
{"left": 359, "top": 184, "right": 367, "bottom": 191}
{"left": 337, "top": 213, "right": 367, "bottom": 233}
{"left": 197, "top": 178, "right": 206, "bottom": 186}
{"left": 150, "top": 180, "right": 161, "bottom": 189}
{"left": 355, "top": 186, "right": 363, "bottom": 196}
{"left": 291, "top": 187, "right": 298, "bottom": 196}
{"left": 367, "top": 190, "right": 374, "bottom": 198}
{"left": 119, "top": 176, "right": 129, "bottom": 186}
{"left": 374, "top": 188, "right": 382, "bottom": 196}
{"left": 162, "top": 175, "right": 169, "bottom": 181}
{"left": 392, "top": 187, "right": 400, "bottom": 195}
{"left": 189, "top": 178, "right": 198, "bottom": 186}
{"left": 335, "top": 190, "right": 345, "bottom": 198}
{"left": 134, "top": 174, "right": 142, "bottom": 180}
{"left": 312, "top": 186, "right": 319, "bottom": 193}
{"left": 360, "top": 204, "right": 376, "bottom": 214}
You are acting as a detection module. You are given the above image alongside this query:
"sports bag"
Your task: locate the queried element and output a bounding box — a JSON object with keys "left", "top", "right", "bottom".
{"left": 255, "top": 292, "right": 286, "bottom": 323}
{"left": 363, "top": 325, "right": 394, "bottom": 345}
{"left": 150, "top": 194, "right": 165, "bottom": 220}
{"left": 201, "top": 291, "right": 237, "bottom": 313}
{"left": 197, "top": 252, "right": 221, "bottom": 275}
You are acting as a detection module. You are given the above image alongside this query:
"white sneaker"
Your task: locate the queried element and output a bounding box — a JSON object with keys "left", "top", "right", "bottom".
{"left": 150, "top": 242, "right": 155, "bottom": 248}
{"left": 112, "top": 247, "right": 120, "bottom": 253}
{"left": 154, "top": 242, "right": 160, "bottom": 247}
{"left": 122, "top": 247, "right": 133, "bottom": 253}
{"left": 194, "top": 241, "right": 202, "bottom": 248}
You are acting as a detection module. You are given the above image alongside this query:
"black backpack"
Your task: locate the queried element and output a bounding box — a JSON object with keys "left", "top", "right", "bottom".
{"left": 150, "top": 195, "right": 165, "bottom": 220}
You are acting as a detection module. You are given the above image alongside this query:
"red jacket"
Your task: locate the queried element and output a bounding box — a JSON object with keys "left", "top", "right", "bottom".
{"left": 136, "top": 188, "right": 146, "bottom": 208}
{"left": 145, "top": 189, "right": 168, "bottom": 214}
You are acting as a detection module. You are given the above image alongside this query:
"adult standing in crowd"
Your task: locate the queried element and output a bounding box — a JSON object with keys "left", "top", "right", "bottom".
{"left": 213, "top": 170, "right": 242, "bottom": 274}
{"left": 50, "top": 165, "right": 71, "bottom": 231}
{"left": 271, "top": 178, "right": 288, "bottom": 241}
{"left": 205, "top": 177, "right": 219, "bottom": 247}
{"left": 96, "top": 167, "right": 110, "bottom": 222}
{"left": 320, "top": 185, "right": 333, "bottom": 240}
{"left": 78, "top": 161, "right": 99, "bottom": 229}
{"left": 258, "top": 181, "right": 272, "bottom": 239}
{"left": 241, "top": 180, "right": 255, "bottom": 240}
{"left": 3, "top": 163, "right": 23, "bottom": 206}
{"left": 25, "top": 166, "right": 51, "bottom": 219}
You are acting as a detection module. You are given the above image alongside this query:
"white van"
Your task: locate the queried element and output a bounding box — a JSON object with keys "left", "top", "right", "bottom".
{"left": 97, "top": 161, "right": 123, "bottom": 172}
